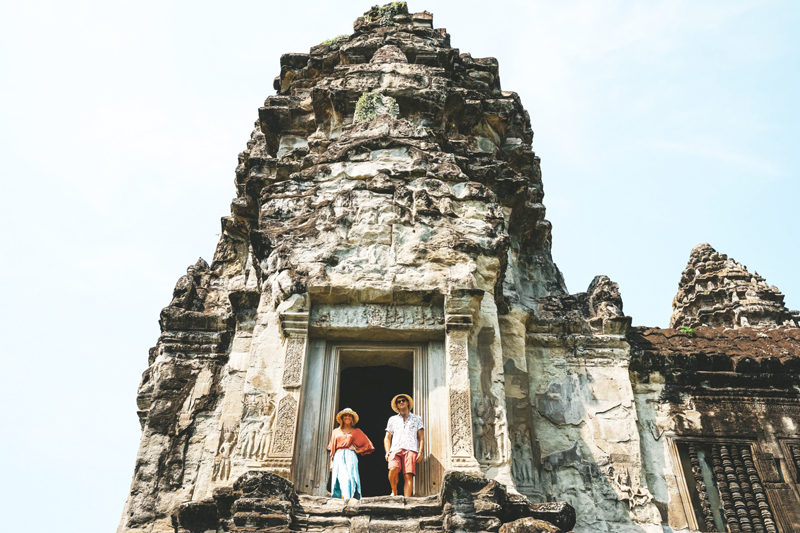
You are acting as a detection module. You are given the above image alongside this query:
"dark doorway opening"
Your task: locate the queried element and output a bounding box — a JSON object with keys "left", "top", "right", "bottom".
{"left": 338, "top": 364, "right": 413, "bottom": 497}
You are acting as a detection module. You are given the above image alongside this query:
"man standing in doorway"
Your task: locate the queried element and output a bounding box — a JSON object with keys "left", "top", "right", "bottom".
{"left": 384, "top": 393, "right": 424, "bottom": 497}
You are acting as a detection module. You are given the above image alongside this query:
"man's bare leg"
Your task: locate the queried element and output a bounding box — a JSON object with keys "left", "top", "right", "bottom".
{"left": 388, "top": 468, "right": 401, "bottom": 496}
{"left": 403, "top": 473, "right": 414, "bottom": 497}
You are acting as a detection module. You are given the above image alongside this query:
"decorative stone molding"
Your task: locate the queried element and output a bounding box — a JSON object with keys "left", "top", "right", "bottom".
{"left": 269, "top": 395, "right": 299, "bottom": 456}
{"left": 262, "top": 304, "right": 310, "bottom": 478}
{"left": 450, "top": 389, "right": 473, "bottom": 456}
{"left": 279, "top": 311, "right": 309, "bottom": 337}
{"left": 444, "top": 290, "right": 482, "bottom": 474}
{"left": 281, "top": 339, "right": 306, "bottom": 388}
{"left": 310, "top": 303, "right": 445, "bottom": 331}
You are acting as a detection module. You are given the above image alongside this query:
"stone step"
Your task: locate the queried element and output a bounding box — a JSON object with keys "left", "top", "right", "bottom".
{"left": 297, "top": 494, "right": 442, "bottom": 519}
{"left": 295, "top": 513, "right": 444, "bottom": 532}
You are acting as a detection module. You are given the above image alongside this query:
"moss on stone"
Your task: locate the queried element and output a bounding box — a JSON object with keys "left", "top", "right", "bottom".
{"left": 319, "top": 35, "right": 348, "bottom": 46}
{"left": 365, "top": 2, "right": 407, "bottom": 26}
{"left": 354, "top": 91, "right": 399, "bottom": 123}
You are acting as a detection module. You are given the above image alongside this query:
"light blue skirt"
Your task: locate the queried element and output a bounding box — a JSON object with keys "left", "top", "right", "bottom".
{"left": 331, "top": 448, "right": 361, "bottom": 499}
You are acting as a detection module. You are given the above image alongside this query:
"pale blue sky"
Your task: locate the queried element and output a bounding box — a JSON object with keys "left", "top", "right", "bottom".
{"left": 1, "top": 1, "right": 798, "bottom": 531}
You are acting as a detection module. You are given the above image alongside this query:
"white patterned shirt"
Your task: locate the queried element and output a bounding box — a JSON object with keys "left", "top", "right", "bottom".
{"left": 385, "top": 413, "right": 424, "bottom": 453}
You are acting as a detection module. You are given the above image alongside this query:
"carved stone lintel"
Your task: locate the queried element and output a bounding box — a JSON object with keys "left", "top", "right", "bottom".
{"left": 310, "top": 303, "right": 445, "bottom": 330}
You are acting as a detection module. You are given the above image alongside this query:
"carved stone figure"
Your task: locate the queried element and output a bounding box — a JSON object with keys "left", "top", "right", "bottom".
{"left": 494, "top": 403, "right": 508, "bottom": 463}
{"left": 474, "top": 397, "right": 496, "bottom": 462}
{"left": 511, "top": 426, "right": 534, "bottom": 485}
{"left": 212, "top": 427, "right": 238, "bottom": 482}
{"left": 237, "top": 393, "right": 276, "bottom": 460}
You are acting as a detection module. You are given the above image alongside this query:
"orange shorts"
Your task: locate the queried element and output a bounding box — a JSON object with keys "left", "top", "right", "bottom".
{"left": 388, "top": 449, "right": 418, "bottom": 475}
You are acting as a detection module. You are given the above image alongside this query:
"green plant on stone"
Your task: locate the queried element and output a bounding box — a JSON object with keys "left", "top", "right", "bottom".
{"left": 679, "top": 326, "right": 696, "bottom": 338}
{"left": 367, "top": 2, "right": 407, "bottom": 26}
{"left": 354, "top": 91, "right": 399, "bottom": 123}
{"left": 320, "top": 35, "right": 348, "bottom": 46}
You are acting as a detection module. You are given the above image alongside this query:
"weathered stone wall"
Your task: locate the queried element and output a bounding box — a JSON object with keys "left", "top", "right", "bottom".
{"left": 119, "top": 4, "right": 566, "bottom": 531}
{"left": 511, "top": 278, "right": 662, "bottom": 533}
{"left": 630, "top": 326, "right": 800, "bottom": 532}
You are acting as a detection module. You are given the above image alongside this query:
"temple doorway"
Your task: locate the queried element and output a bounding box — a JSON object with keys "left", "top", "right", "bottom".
{"left": 294, "top": 341, "right": 445, "bottom": 498}
{"left": 338, "top": 361, "right": 413, "bottom": 497}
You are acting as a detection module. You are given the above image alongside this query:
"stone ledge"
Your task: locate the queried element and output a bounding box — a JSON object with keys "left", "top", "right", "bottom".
{"left": 173, "top": 470, "right": 575, "bottom": 533}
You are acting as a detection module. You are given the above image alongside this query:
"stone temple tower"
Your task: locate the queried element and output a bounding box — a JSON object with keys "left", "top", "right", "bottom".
{"left": 119, "top": 4, "right": 800, "bottom": 533}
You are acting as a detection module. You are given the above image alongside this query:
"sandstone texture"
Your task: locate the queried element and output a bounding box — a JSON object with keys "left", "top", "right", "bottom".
{"left": 119, "top": 4, "right": 800, "bottom": 533}
{"left": 172, "top": 471, "right": 576, "bottom": 533}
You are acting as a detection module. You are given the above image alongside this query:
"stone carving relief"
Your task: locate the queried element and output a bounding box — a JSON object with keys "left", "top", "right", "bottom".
{"left": 502, "top": 359, "right": 539, "bottom": 483}
{"left": 282, "top": 339, "right": 306, "bottom": 388}
{"left": 450, "top": 389, "right": 473, "bottom": 456}
{"left": 310, "top": 304, "right": 445, "bottom": 330}
{"left": 605, "top": 464, "right": 652, "bottom": 511}
{"left": 511, "top": 425, "right": 535, "bottom": 486}
{"left": 449, "top": 342, "right": 467, "bottom": 366}
{"left": 474, "top": 397, "right": 497, "bottom": 462}
{"left": 269, "top": 396, "right": 298, "bottom": 456}
{"left": 494, "top": 403, "right": 509, "bottom": 463}
{"left": 236, "top": 393, "right": 276, "bottom": 461}
{"left": 211, "top": 424, "right": 238, "bottom": 482}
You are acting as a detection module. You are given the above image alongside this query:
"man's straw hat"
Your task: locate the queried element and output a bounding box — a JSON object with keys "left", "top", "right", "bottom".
{"left": 391, "top": 394, "right": 414, "bottom": 413}
{"left": 335, "top": 407, "right": 359, "bottom": 426}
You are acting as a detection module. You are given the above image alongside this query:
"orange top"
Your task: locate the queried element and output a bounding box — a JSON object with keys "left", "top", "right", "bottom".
{"left": 327, "top": 428, "right": 375, "bottom": 457}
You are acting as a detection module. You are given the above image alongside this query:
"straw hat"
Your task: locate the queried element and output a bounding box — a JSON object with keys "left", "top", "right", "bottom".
{"left": 391, "top": 394, "right": 414, "bottom": 413}
{"left": 336, "top": 408, "right": 359, "bottom": 426}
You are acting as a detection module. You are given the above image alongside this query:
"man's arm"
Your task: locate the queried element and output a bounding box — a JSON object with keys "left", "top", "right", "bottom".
{"left": 416, "top": 428, "right": 424, "bottom": 463}
{"left": 384, "top": 431, "right": 393, "bottom": 461}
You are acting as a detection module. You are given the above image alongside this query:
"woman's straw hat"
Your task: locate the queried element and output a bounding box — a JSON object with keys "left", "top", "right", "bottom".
{"left": 391, "top": 394, "right": 414, "bottom": 413}
{"left": 336, "top": 407, "right": 359, "bottom": 426}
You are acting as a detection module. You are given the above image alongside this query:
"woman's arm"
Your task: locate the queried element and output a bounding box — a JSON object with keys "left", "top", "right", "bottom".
{"left": 352, "top": 429, "right": 375, "bottom": 454}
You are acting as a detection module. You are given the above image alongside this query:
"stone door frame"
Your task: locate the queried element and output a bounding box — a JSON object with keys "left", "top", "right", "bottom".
{"left": 293, "top": 341, "right": 445, "bottom": 497}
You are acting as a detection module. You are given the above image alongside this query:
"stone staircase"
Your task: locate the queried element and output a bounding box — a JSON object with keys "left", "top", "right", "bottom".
{"left": 295, "top": 494, "right": 443, "bottom": 532}
{"left": 173, "top": 471, "right": 575, "bottom": 533}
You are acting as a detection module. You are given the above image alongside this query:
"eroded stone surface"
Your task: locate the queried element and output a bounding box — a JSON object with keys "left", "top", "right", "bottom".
{"left": 172, "top": 471, "right": 575, "bottom": 533}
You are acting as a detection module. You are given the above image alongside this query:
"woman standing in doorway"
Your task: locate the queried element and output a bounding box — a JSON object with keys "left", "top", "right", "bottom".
{"left": 327, "top": 408, "right": 375, "bottom": 499}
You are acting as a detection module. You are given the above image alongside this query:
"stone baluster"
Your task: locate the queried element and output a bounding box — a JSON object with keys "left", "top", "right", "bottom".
{"left": 444, "top": 290, "right": 482, "bottom": 474}
{"left": 740, "top": 447, "right": 777, "bottom": 533}
{"left": 720, "top": 445, "right": 744, "bottom": 532}
{"left": 712, "top": 445, "right": 740, "bottom": 533}
{"left": 688, "top": 444, "right": 718, "bottom": 532}
{"left": 263, "top": 308, "right": 309, "bottom": 478}
{"left": 730, "top": 446, "right": 753, "bottom": 532}
{"left": 733, "top": 446, "right": 764, "bottom": 533}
